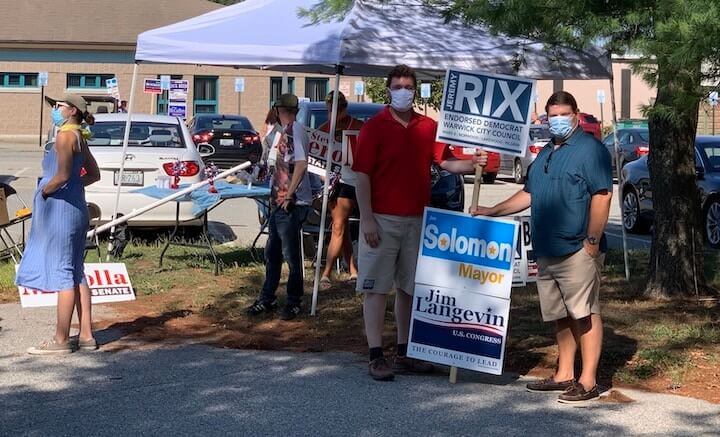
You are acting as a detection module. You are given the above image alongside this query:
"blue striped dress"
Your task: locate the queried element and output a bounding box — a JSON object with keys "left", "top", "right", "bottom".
{"left": 15, "top": 134, "right": 89, "bottom": 291}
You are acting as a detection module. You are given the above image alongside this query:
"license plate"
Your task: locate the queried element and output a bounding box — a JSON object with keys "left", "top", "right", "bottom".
{"left": 220, "top": 139, "right": 235, "bottom": 146}
{"left": 113, "top": 170, "right": 144, "bottom": 186}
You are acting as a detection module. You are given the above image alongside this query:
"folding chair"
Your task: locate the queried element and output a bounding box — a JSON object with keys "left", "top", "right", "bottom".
{"left": 84, "top": 204, "right": 102, "bottom": 261}
{"left": 0, "top": 183, "right": 31, "bottom": 264}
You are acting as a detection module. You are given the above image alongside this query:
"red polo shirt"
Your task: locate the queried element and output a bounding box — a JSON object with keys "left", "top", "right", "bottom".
{"left": 352, "top": 106, "right": 451, "bottom": 216}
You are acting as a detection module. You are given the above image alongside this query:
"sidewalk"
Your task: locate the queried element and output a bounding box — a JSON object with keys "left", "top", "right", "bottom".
{"left": 1, "top": 303, "right": 718, "bottom": 436}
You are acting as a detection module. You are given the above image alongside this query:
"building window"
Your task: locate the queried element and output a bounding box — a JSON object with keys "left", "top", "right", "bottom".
{"left": 194, "top": 76, "right": 218, "bottom": 114}
{"left": 156, "top": 75, "right": 183, "bottom": 114}
{"left": 67, "top": 73, "right": 115, "bottom": 89}
{"left": 0, "top": 72, "right": 38, "bottom": 88}
{"left": 305, "top": 78, "right": 329, "bottom": 102}
{"left": 270, "top": 77, "right": 295, "bottom": 106}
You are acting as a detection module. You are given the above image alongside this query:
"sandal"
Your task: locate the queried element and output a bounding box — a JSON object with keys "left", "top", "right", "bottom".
{"left": 320, "top": 276, "right": 332, "bottom": 290}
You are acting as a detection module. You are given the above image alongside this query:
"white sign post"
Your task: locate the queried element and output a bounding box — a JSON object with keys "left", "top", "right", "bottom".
{"left": 354, "top": 80, "right": 364, "bottom": 102}
{"left": 408, "top": 208, "right": 518, "bottom": 379}
{"left": 597, "top": 89, "right": 606, "bottom": 128}
{"left": 421, "top": 83, "right": 431, "bottom": 115}
{"left": 38, "top": 72, "right": 49, "bottom": 149}
{"left": 235, "top": 77, "right": 245, "bottom": 114}
{"left": 106, "top": 77, "right": 120, "bottom": 100}
{"left": 710, "top": 91, "right": 718, "bottom": 135}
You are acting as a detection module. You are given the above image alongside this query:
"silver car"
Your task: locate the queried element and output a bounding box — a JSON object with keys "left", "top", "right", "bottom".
{"left": 499, "top": 125, "right": 551, "bottom": 184}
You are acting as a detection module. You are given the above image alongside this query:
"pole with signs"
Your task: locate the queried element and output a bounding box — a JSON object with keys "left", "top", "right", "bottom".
{"left": 160, "top": 75, "right": 171, "bottom": 115}
{"left": 38, "top": 72, "right": 48, "bottom": 148}
{"left": 597, "top": 89, "right": 606, "bottom": 129}
{"left": 235, "top": 77, "right": 245, "bottom": 114}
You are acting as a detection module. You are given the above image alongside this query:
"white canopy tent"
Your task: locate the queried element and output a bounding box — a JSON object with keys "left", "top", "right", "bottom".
{"left": 113, "top": 0, "right": 627, "bottom": 315}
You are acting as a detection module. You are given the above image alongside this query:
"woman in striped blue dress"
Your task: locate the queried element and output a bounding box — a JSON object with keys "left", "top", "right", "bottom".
{"left": 16, "top": 94, "right": 100, "bottom": 355}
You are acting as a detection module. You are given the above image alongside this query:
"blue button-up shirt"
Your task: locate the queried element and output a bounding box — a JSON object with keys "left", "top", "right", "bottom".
{"left": 524, "top": 127, "right": 613, "bottom": 257}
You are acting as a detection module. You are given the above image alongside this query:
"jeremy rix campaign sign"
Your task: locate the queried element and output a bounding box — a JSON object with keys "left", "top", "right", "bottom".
{"left": 409, "top": 208, "right": 518, "bottom": 375}
{"left": 437, "top": 69, "right": 536, "bottom": 157}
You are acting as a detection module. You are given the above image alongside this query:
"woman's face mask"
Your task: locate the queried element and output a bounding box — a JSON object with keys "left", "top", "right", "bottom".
{"left": 51, "top": 103, "right": 69, "bottom": 127}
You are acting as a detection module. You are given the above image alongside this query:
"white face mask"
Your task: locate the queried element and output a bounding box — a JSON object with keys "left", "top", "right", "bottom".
{"left": 389, "top": 88, "right": 415, "bottom": 112}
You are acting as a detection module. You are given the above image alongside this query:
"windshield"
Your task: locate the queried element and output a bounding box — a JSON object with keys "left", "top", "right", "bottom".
{"left": 699, "top": 142, "right": 720, "bottom": 171}
{"left": 196, "top": 116, "right": 253, "bottom": 131}
{"left": 529, "top": 126, "right": 551, "bottom": 141}
{"left": 635, "top": 130, "right": 650, "bottom": 142}
{"left": 87, "top": 122, "right": 185, "bottom": 148}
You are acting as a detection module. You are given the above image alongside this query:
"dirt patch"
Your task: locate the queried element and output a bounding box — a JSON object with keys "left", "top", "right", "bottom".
{"left": 93, "top": 272, "right": 720, "bottom": 405}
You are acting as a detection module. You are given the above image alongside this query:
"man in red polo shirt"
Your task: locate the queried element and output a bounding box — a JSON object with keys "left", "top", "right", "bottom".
{"left": 353, "top": 64, "right": 488, "bottom": 381}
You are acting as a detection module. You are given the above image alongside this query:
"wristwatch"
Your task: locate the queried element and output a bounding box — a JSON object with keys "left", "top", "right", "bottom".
{"left": 586, "top": 236, "right": 600, "bottom": 245}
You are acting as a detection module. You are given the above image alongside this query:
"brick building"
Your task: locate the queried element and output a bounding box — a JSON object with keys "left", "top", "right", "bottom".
{"left": 0, "top": 0, "right": 356, "bottom": 140}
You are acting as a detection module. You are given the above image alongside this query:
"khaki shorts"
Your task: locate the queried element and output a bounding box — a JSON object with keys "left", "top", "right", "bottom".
{"left": 536, "top": 248, "right": 604, "bottom": 322}
{"left": 356, "top": 214, "right": 422, "bottom": 295}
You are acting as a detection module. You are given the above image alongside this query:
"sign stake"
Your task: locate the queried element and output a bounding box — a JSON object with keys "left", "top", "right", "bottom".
{"left": 448, "top": 159, "right": 485, "bottom": 384}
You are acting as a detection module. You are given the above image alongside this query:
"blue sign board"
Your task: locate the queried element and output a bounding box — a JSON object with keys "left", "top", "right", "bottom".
{"left": 437, "top": 69, "right": 536, "bottom": 157}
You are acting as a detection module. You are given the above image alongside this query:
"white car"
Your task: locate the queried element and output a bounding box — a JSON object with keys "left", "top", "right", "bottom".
{"left": 82, "top": 114, "right": 206, "bottom": 226}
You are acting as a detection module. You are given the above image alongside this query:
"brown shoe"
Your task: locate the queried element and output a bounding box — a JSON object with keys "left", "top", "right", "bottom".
{"left": 558, "top": 382, "right": 600, "bottom": 404}
{"left": 526, "top": 377, "right": 575, "bottom": 393}
{"left": 392, "top": 355, "right": 434, "bottom": 374}
{"left": 368, "top": 357, "right": 395, "bottom": 381}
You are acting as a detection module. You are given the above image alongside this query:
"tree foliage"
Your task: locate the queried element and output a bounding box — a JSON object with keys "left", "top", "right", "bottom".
{"left": 364, "top": 77, "right": 445, "bottom": 110}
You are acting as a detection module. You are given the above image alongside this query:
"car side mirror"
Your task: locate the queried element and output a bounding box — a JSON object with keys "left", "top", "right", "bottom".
{"left": 696, "top": 165, "right": 705, "bottom": 180}
{"left": 197, "top": 143, "right": 215, "bottom": 158}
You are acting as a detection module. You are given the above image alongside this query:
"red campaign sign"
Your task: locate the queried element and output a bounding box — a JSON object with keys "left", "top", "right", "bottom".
{"left": 305, "top": 128, "right": 359, "bottom": 182}
{"left": 143, "top": 78, "right": 162, "bottom": 95}
{"left": 17, "top": 263, "right": 136, "bottom": 308}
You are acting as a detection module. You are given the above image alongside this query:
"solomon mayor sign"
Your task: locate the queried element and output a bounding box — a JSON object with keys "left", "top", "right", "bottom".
{"left": 409, "top": 208, "right": 518, "bottom": 375}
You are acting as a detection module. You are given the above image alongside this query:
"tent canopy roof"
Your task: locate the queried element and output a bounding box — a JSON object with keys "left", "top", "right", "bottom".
{"left": 136, "top": 0, "right": 611, "bottom": 80}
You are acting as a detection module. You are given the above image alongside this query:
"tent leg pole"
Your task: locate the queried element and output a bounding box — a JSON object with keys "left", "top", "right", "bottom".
{"left": 609, "top": 77, "right": 630, "bottom": 281}
{"left": 311, "top": 67, "right": 343, "bottom": 316}
{"left": 107, "top": 63, "right": 139, "bottom": 261}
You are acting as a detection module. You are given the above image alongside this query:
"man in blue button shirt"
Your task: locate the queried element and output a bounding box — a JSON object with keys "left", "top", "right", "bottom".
{"left": 472, "top": 91, "right": 612, "bottom": 404}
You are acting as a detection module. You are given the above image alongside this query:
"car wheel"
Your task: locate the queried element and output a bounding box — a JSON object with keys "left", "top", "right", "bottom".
{"left": 622, "top": 188, "right": 650, "bottom": 233}
{"left": 482, "top": 172, "right": 497, "bottom": 184}
{"left": 704, "top": 198, "right": 720, "bottom": 248}
{"left": 513, "top": 159, "right": 524, "bottom": 184}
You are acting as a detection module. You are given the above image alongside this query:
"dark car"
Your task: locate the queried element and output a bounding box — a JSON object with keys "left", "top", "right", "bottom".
{"left": 620, "top": 136, "right": 720, "bottom": 247}
{"left": 187, "top": 114, "right": 261, "bottom": 168}
{"left": 298, "top": 101, "right": 464, "bottom": 211}
{"left": 602, "top": 128, "right": 649, "bottom": 171}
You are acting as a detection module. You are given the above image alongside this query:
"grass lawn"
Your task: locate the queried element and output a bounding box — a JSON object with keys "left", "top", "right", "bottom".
{"left": 1, "top": 242, "right": 718, "bottom": 402}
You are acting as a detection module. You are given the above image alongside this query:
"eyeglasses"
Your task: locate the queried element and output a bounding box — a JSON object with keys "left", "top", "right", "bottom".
{"left": 54, "top": 102, "right": 69, "bottom": 110}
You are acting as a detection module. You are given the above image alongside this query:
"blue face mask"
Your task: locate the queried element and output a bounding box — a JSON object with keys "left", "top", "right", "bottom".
{"left": 51, "top": 108, "right": 67, "bottom": 127}
{"left": 548, "top": 115, "right": 574, "bottom": 139}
